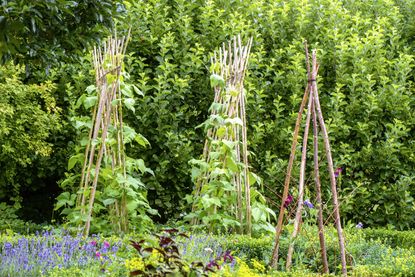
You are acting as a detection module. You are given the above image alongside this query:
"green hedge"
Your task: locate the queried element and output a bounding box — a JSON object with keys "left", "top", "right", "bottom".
{"left": 181, "top": 228, "right": 415, "bottom": 275}
{"left": 3, "top": 0, "right": 415, "bottom": 230}
{"left": 0, "top": 65, "right": 63, "bottom": 212}
{"left": 120, "top": 0, "right": 415, "bottom": 228}
{"left": 362, "top": 228, "right": 415, "bottom": 249}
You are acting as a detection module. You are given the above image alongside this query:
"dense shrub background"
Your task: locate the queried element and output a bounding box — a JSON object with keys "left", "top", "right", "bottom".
{"left": 1, "top": 0, "right": 415, "bottom": 228}
{"left": 121, "top": 0, "right": 415, "bottom": 227}
{"left": 0, "top": 0, "right": 123, "bottom": 65}
{"left": 0, "top": 65, "right": 64, "bottom": 219}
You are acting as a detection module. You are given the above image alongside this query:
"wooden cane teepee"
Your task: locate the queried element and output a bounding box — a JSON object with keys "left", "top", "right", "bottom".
{"left": 269, "top": 43, "right": 347, "bottom": 275}
{"left": 190, "top": 35, "right": 254, "bottom": 235}
{"left": 77, "top": 33, "right": 131, "bottom": 236}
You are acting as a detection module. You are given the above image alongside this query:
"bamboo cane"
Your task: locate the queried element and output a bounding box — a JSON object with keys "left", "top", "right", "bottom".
{"left": 84, "top": 79, "right": 118, "bottom": 236}
{"left": 191, "top": 52, "right": 224, "bottom": 225}
{"left": 191, "top": 35, "right": 253, "bottom": 234}
{"left": 240, "top": 88, "right": 251, "bottom": 235}
{"left": 80, "top": 34, "right": 130, "bottom": 236}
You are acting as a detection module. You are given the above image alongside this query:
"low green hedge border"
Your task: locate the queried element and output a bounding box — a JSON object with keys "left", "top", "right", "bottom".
{"left": 362, "top": 228, "right": 415, "bottom": 249}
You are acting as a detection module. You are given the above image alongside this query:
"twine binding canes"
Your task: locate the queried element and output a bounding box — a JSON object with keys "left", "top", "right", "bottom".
{"left": 190, "top": 35, "right": 253, "bottom": 235}
{"left": 270, "top": 43, "right": 346, "bottom": 275}
{"left": 78, "top": 32, "right": 130, "bottom": 236}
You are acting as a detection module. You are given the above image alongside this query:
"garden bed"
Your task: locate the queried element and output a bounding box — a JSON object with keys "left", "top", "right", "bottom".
{"left": 1, "top": 226, "right": 415, "bottom": 276}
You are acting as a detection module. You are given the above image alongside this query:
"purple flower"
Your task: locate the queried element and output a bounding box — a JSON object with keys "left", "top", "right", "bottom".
{"left": 283, "top": 194, "right": 293, "bottom": 208}
{"left": 103, "top": 241, "right": 110, "bottom": 249}
{"left": 3, "top": 242, "right": 12, "bottom": 255}
{"left": 223, "top": 250, "right": 234, "bottom": 263}
{"left": 230, "top": 257, "right": 236, "bottom": 269}
{"left": 0, "top": 230, "right": 123, "bottom": 275}
{"left": 356, "top": 222, "right": 363, "bottom": 229}
{"left": 206, "top": 259, "right": 220, "bottom": 269}
{"left": 304, "top": 199, "right": 314, "bottom": 209}
{"left": 334, "top": 167, "right": 343, "bottom": 178}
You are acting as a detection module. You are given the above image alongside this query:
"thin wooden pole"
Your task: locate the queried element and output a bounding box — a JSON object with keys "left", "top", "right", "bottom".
{"left": 312, "top": 94, "right": 329, "bottom": 274}
{"left": 270, "top": 43, "right": 312, "bottom": 268}
{"left": 310, "top": 50, "right": 347, "bottom": 275}
{"left": 191, "top": 35, "right": 253, "bottom": 234}
{"left": 84, "top": 76, "right": 119, "bottom": 236}
{"left": 286, "top": 85, "right": 313, "bottom": 270}
{"left": 240, "top": 88, "right": 251, "bottom": 235}
{"left": 80, "top": 34, "right": 130, "bottom": 236}
{"left": 191, "top": 52, "right": 224, "bottom": 226}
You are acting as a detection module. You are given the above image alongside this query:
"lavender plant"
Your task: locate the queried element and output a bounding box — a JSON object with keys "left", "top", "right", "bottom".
{"left": 0, "top": 230, "right": 124, "bottom": 276}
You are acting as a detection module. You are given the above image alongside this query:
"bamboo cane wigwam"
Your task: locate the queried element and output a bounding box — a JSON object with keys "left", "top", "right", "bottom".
{"left": 270, "top": 43, "right": 347, "bottom": 275}
{"left": 77, "top": 32, "right": 131, "bottom": 236}
{"left": 190, "top": 35, "right": 254, "bottom": 235}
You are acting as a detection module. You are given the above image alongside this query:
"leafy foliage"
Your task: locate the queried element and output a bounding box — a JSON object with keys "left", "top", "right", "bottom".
{"left": 0, "top": 203, "right": 44, "bottom": 234}
{"left": 129, "top": 229, "right": 215, "bottom": 276}
{"left": 362, "top": 228, "right": 415, "bottom": 249}
{"left": 0, "top": 64, "right": 62, "bottom": 206}
{"left": 55, "top": 72, "right": 156, "bottom": 235}
{"left": 2, "top": 0, "right": 415, "bottom": 230}
{"left": 121, "top": 0, "right": 415, "bottom": 228}
{"left": 0, "top": 0, "right": 124, "bottom": 65}
{"left": 185, "top": 66, "right": 276, "bottom": 234}
{"left": 2, "top": 227, "right": 415, "bottom": 276}
{"left": 179, "top": 227, "right": 415, "bottom": 276}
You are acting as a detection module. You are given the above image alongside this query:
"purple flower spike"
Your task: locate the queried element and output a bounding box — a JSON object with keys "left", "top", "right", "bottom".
{"left": 103, "top": 241, "right": 110, "bottom": 249}
{"left": 283, "top": 195, "right": 293, "bottom": 208}
{"left": 304, "top": 199, "right": 314, "bottom": 209}
{"left": 90, "top": 240, "right": 97, "bottom": 247}
{"left": 95, "top": 251, "right": 101, "bottom": 258}
{"left": 356, "top": 222, "right": 363, "bottom": 229}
